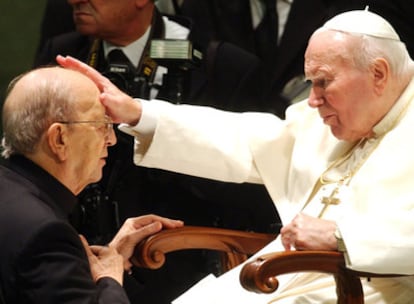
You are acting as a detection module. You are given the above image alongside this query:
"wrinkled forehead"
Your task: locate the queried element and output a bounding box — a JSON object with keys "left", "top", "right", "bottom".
{"left": 305, "top": 30, "right": 353, "bottom": 73}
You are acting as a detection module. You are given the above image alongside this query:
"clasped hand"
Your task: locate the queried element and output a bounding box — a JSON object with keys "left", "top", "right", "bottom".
{"left": 280, "top": 213, "right": 337, "bottom": 251}
{"left": 80, "top": 214, "right": 183, "bottom": 285}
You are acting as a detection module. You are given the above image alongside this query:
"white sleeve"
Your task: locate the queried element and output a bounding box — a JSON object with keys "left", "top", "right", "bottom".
{"left": 118, "top": 99, "right": 159, "bottom": 136}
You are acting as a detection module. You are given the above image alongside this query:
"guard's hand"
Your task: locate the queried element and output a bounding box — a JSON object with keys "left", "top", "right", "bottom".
{"left": 280, "top": 213, "right": 337, "bottom": 251}
{"left": 108, "top": 214, "right": 184, "bottom": 272}
{"left": 80, "top": 235, "right": 124, "bottom": 285}
{"left": 56, "top": 55, "right": 142, "bottom": 125}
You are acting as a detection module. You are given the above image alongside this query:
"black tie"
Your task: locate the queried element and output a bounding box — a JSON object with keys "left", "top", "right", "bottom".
{"left": 255, "top": 0, "right": 278, "bottom": 64}
{"left": 107, "top": 49, "right": 131, "bottom": 66}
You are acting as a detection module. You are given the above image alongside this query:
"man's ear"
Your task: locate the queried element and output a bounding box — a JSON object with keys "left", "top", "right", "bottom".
{"left": 47, "top": 123, "right": 68, "bottom": 162}
{"left": 372, "top": 58, "right": 389, "bottom": 95}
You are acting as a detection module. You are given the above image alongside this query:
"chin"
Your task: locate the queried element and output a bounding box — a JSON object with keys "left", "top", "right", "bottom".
{"left": 94, "top": 173, "right": 103, "bottom": 182}
{"left": 75, "top": 24, "right": 98, "bottom": 36}
{"left": 330, "top": 126, "right": 341, "bottom": 139}
{"left": 89, "top": 171, "right": 103, "bottom": 184}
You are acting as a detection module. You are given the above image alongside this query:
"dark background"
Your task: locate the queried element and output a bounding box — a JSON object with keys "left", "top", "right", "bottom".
{"left": 0, "top": 0, "right": 47, "bottom": 133}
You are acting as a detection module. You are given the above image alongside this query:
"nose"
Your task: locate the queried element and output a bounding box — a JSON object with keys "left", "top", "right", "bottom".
{"left": 106, "top": 127, "right": 117, "bottom": 146}
{"left": 307, "top": 87, "right": 324, "bottom": 108}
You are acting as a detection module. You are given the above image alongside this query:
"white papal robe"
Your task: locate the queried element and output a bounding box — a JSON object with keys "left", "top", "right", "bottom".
{"left": 120, "top": 77, "right": 414, "bottom": 303}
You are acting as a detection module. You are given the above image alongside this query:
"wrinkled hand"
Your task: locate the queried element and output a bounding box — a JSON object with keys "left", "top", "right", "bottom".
{"left": 56, "top": 55, "right": 142, "bottom": 125}
{"left": 80, "top": 235, "right": 124, "bottom": 285}
{"left": 108, "top": 214, "right": 184, "bottom": 272}
{"left": 280, "top": 213, "right": 337, "bottom": 251}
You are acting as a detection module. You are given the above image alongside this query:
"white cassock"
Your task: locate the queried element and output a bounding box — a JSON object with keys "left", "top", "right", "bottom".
{"left": 120, "top": 75, "right": 414, "bottom": 303}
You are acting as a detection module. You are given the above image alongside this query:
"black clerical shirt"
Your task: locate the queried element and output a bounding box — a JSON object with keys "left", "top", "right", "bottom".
{"left": 0, "top": 155, "right": 129, "bottom": 304}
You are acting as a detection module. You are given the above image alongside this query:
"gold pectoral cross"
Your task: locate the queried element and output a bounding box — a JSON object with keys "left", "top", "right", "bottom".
{"left": 319, "top": 186, "right": 341, "bottom": 217}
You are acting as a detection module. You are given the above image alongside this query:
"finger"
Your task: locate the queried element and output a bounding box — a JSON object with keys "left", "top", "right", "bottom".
{"left": 130, "top": 221, "right": 163, "bottom": 242}
{"left": 130, "top": 215, "right": 184, "bottom": 229}
{"left": 79, "top": 235, "right": 95, "bottom": 258}
{"left": 56, "top": 55, "right": 108, "bottom": 91}
{"left": 114, "top": 222, "right": 163, "bottom": 256}
{"left": 120, "top": 223, "right": 163, "bottom": 269}
{"left": 144, "top": 214, "right": 184, "bottom": 228}
{"left": 160, "top": 218, "right": 185, "bottom": 229}
{"left": 124, "top": 260, "right": 133, "bottom": 274}
{"left": 281, "top": 233, "right": 292, "bottom": 251}
{"left": 89, "top": 245, "right": 109, "bottom": 256}
{"left": 56, "top": 55, "right": 96, "bottom": 77}
{"left": 282, "top": 240, "right": 292, "bottom": 251}
{"left": 128, "top": 215, "right": 163, "bottom": 228}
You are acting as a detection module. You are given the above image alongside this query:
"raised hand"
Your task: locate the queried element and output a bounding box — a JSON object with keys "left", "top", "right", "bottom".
{"left": 56, "top": 55, "right": 142, "bottom": 125}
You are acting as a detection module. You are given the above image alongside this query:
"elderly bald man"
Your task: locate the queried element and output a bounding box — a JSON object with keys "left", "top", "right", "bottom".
{"left": 58, "top": 9, "right": 414, "bottom": 304}
{"left": 0, "top": 67, "right": 183, "bottom": 304}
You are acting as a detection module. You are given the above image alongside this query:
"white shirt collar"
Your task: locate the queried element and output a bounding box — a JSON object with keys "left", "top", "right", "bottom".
{"left": 250, "top": 0, "right": 292, "bottom": 41}
{"left": 103, "top": 25, "right": 151, "bottom": 68}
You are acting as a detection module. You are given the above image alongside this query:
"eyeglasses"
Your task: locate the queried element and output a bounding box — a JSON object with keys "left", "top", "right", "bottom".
{"left": 57, "top": 116, "right": 114, "bottom": 137}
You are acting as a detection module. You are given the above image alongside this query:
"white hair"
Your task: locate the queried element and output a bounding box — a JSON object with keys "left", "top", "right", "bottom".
{"left": 1, "top": 68, "right": 76, "bottom": 158}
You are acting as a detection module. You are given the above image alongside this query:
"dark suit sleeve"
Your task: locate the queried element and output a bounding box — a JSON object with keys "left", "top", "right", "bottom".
{"left": 96, "top": 278, "right": 131, "bottom": 304}
{"left": 16, "top": 221, "right": 130, "bottom": 304}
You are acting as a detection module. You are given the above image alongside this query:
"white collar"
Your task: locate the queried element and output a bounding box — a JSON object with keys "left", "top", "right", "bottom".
{"left": 103, "top": 25, "right": 151, "bottom": 68}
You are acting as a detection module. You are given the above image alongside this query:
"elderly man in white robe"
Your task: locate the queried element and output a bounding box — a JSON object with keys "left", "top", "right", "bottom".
{"left": 58, "top": 9, "right": 414, "bottom": 304}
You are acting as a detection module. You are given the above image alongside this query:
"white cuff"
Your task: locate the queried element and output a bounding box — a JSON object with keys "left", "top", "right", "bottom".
{"left": 118, "top": 99, "right": 159, "bottom": 136}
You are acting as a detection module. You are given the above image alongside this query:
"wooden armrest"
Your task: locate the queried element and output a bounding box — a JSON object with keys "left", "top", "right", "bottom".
{"left": 239, "top": 250, "right": 405, "bottom": 304}
{"left": 131, "top": 226, "right": 276, "bottom": 272}
{"left": 240, "top": 251, "right": 348, "bottom": 293}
